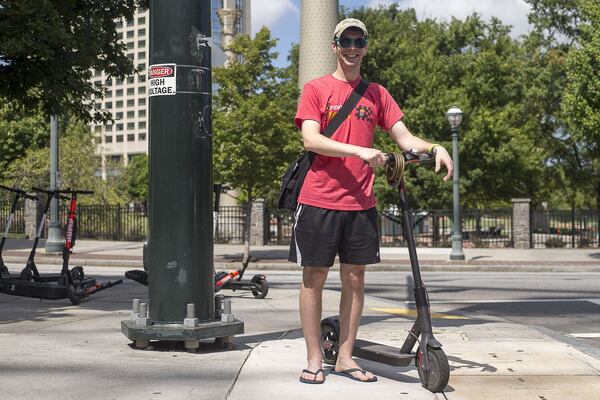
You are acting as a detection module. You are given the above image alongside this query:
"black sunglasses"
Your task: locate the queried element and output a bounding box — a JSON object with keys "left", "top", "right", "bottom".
{"left": 335, "top": 36, "right": 368, "bottom": 49}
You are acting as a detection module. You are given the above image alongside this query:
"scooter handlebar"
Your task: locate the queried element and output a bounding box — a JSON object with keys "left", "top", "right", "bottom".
{"left": 31, "top": 187, "right": 70, "bottom": 200}
{"left": 0, "top": 184, "right": 38, "bottom": 200}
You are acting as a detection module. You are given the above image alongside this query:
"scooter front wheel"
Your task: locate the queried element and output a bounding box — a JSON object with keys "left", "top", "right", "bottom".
{"left": 416, "top": 347, "right": 450, "bottom": 392}
{"left": 250, "top": 275, "right": 268, "bottom": 299}
{"left": 320, "top": 318, "right": 340, "bottom": 365}
{"left": 66, "top": 284, "right": 84, "bottom": 305}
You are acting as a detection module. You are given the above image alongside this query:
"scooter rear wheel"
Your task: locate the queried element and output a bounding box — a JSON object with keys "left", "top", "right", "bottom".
{"left": 415, "top": 347, "right": 450, "bottom": 392}
{"left": 320, "top": 318, "right": 340, "bottom": 365}
{"left": 66, "top": 284, "right": 84, "bottom": 305}
{"left": 250, "top": 275, "right": 268, "bottom": 299}
{"left": 71, "top": 266, "right": 84, "bottom": 281}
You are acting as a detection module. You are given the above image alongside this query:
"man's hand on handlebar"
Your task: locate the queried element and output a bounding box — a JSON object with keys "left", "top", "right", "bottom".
{"left": 432, "top": 146, "right": 453, "bottom": 182}
{"left": 356, "top": 147, "right": 388, "bottom": 168}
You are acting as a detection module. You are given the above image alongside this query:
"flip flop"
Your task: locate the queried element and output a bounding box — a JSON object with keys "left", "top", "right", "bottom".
{"left": 299, "top": 368, "right": 325, "bottom": 384}
{"left": 330, "top": 367, "right": 377, "bottom": 382}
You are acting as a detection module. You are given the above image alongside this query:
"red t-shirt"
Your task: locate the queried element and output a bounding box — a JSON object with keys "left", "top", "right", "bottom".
{"left": 294, "top": 74, "right": 404, "bottom": 210}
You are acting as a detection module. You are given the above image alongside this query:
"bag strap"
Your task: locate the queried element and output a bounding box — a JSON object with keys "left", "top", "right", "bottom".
{"left": 322, "top": 79, "right": 369, "bottom": 138}
{"left": 307, "top": 79, "right": 369, "bottom": 162}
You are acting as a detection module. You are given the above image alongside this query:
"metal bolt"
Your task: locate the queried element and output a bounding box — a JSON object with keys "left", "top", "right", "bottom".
{"left": 223, "top": 298, "right": 231, "bottom": 315}
{"left": 132, "top": 298, "right": 140, "bottom": 313}
{"left": 186, "top": 303, "right": 195, "bottom": 319}
{"left": 139, "top": 302, "right": 148, "bottom": 318}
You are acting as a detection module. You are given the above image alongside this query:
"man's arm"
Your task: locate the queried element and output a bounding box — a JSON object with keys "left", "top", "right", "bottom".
{"left": 388, "top": 120, "right": 454, "bottom": 181}
{"left": 301, "top": 119, "right": 388, "bottom": 168}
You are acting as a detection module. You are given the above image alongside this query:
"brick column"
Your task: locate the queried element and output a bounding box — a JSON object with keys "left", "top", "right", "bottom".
{"left": 250, "top": 199, "right": 266, "bottom": 245}
{"left": 512, "top": 198, "right": 531, "bottom": 249}
{"left": 24, "top": 196, "right": 40, "bottom": 239}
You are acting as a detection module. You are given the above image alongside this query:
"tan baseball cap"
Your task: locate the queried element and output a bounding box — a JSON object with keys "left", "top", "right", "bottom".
{"left": 333, "top": 18, "right": 368, "bottom": 39}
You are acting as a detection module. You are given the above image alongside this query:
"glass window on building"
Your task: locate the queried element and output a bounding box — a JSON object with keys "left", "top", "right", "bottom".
{"left": 94, "top": 103, "right": 101, "bottom": 110}
{"left": 116, "top": 112, "right": 123, "bottom": 120}
{"left": 117, "top": 32, "right": 123, "bottom": 40}
{"left": 115, "top": 77, "right": 123, "bottom": 85}
{"left": 127, "top": 99, "right": 135, "bottom": 107}
{"left": 127, "top": 53, "right": 134, "bottom": 60}
{"left": 127, "top": 111, "right": 135, "bottom": 118}
{"left": 127, "top": 42, "right": 134, "bottom": 49}
{"left": 138, "top": 40, "right": 146, "bottom": 48}
{"left": 117, "top": 123, "right": 124, "bottom": 131}
{"left": 137, "top": 51, "right": 146, "bottom": 60}
{"left": 138, "top": 109, "right": 146, "bottom": 117}
{"left": 94, "top": 80, "right": 102, "bottom": 86}
{"left": 138, "top": 86, "right": 146, "bottom": 94}
{"left": 127, "top": 134, "right": 135, "bottom": 142}
{"left": 138, "top": 98, "right": 146, "bottom": 106}
{"left": 127, "top": 122, "right": 135, "bottom": 130}
{"left": 138, "top": 121, "right": 146, "bottom": 129}
{"left": 105, "top": 125, "right": 113, "bottom": 132}
{"left": 137, "top": 63, "right": 146, "bottom": 70}
{"left": 127, "top": 30, "right": 134, "bottom": 38}
{"left": 138, "top": 28, "right": 146, "bottom": 36}
{"left": 105, "top": 78, "right": 112, "bottom": 86}
{"left": 138, "top": 75, "right": 146, "bottom": 83}
{"left": 105, "top": 135, "right": 113, "bottom": 143}
{"left": 116, "top": 21, "right": 123, "bottom": 29}
{"left": 105, "top": 91, "right": 112, "bottom": 98}
{"left": 116, "top": 89, "right": 123, "bottom": 97}
{"left": 127, "top": 76, "right": 135, "bottom": 84}
{"left": 127, "top": 88, "right": 134, "bottom": 95}
{"left": 116, "top": 135, "right": 124, "bottom": 142}
{"left": 105, "top": 102, "right": 112, "bottom": 109}
{"left": 138, "top": 132, "right": 146, "bottom": 141}
{"left": 94, "top": 125, "right": 102, "bottom": 132}
{"left": 94, "top": 136, "right": 102, "bottom": 144}
{"left": 138, "top": 17, "right": 146, "bottom": 24}
{"left": 110, "top": 155, "right": 122, "bottom": 163}
{"left": 126, "top": 19, "right": 134, "bottom": 27}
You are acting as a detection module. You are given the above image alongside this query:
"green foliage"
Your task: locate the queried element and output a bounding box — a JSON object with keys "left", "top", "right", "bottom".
{"left": 2, "top": 117, "right": 125, "bottom": 205}
{"left": 212, "top": 28, "right": 301, "bottom": 207}
{"left": 344, "top": 6, "right": 555, "bottom": 209}
{"left": 122, "top": 154, "right": 148, "bottom": 205}
{"left": 0, "top": 100, "right": 49, "bottom": 177}
{"left": 0, "top": 0, "right": 148, "bottom": 122}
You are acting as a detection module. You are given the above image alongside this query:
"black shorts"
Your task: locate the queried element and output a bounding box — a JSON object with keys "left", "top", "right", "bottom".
{"left": 288, "top": 204, "right": 381, "bottom": 267}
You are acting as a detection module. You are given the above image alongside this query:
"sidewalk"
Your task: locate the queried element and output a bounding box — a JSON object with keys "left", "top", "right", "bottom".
{"left": 0, "top": 266, "right": 599, "bottom": 400}
{"left": 3, "top": 239, "right": 600, "bottom": 272}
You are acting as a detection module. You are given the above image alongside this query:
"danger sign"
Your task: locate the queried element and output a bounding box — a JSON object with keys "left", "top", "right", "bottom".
{"left": 148, "top": 64, "right": 176, "bottom": 96}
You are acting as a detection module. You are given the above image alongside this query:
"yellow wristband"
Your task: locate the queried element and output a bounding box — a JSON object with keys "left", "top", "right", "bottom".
{"left": 428, "top": 143, "right": 440, "bottom": 153}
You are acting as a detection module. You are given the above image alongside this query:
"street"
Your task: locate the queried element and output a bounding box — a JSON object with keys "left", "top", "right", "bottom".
{"left": 262, "top": 270, "right": 600, "bottom": 354}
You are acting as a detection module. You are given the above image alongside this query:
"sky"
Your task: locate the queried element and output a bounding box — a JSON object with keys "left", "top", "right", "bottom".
{"left": 250, "top": 0, "right": 533, "bottom": 67}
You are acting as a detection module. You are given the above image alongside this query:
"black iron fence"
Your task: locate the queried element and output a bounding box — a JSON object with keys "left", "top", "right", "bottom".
{"left": 531, "top": 209, "right": 599, "bottom": 248}
{"left": 0, "top": 200, "right": 25, "bottom": 237}
{"left": 214, "top": 206, "right": 247, "bottom": 244}
{"left": 3, "top": 200, "right": 598, "bottom": 249}
{"left": 268, "top": 208, "right": 514, "bottom": 248}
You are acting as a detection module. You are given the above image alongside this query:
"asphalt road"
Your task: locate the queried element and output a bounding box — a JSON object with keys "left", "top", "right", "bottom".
{"left": 261, "top": 270, "right": 600, "bottom": 354}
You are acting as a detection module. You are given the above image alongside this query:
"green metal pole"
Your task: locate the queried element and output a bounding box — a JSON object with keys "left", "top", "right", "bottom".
{"left": 148, "top": 0, "right": 213, "bottom": 322}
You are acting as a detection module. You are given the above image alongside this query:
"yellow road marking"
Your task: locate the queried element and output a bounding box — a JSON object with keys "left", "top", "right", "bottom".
{"left": 369, "top": 307, "right": 469, "bottom": 320}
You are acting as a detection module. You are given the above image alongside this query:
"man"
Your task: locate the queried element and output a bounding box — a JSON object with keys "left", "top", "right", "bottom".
{"left": 291, "top": 18, "right": 453, "bottom": 384}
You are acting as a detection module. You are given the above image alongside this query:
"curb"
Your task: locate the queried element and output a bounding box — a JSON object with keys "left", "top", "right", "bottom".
{"left": 4, "top": 256, "right": 600, "bottom": 273}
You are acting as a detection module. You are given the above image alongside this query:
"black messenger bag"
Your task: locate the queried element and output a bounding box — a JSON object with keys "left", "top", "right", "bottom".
{"left": 277, "top": 79, "right": 369, "bottom": 211}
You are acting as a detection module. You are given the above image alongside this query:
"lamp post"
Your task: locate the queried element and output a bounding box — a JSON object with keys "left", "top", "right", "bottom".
{"left": 447, "top": 106, "right": 465, "bottom": 261}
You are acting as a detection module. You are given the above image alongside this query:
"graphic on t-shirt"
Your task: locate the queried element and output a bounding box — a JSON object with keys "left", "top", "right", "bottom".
{"left": 355, "top": 105, "right": 373, "bottom": 122}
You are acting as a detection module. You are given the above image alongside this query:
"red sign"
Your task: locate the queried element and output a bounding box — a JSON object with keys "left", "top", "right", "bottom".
{"left": 149, "top": 66, "right": 174, "bottom": 78}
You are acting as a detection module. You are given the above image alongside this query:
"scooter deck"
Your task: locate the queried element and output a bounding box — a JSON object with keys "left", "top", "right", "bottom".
{"left": 353, "top": 339, "right": 415, "bottom": 367}
{"left": 0, "top": 277, "right": 69, "bottom": 300}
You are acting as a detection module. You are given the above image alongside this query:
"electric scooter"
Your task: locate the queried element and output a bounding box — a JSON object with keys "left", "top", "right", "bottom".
{"left": 320, "top": 151, "right": 450, "bottom": 393}
{"left": 0, "top": 188, "right": 122, "bottom": 304}
{"left": 125, "top": 184, "right": 269, "bottom": 299}
{"left": 0, "top": 184, "right": 38, "bottom": 278}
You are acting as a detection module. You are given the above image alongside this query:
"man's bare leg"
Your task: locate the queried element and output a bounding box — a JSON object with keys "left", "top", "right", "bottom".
{"left": 335, "top": 264, "right": 376, "bottom": 381}
{"left": 300, "top": 266, "right": 329, "bottom": 383}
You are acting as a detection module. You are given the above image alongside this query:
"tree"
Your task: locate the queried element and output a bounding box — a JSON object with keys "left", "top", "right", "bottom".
{"left": 212, "top": 27, "right": 301, "bottom": 257}
{"left": 122, "top": 154, "right": 149, "bottom": 206}
{"left": 0, "top": 0, "right": 148, "bottom": 122}
{"left": 3, "top": 119, "right": 126, "bottom": 205}
{"left": 345, "top": 6, "right": 552, "bottom": 209}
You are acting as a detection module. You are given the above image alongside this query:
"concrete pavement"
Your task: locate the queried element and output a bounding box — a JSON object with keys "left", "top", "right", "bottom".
{"left": 3, "top": 239, "right": 600, "bottom": 271}
{"left": 1, "top": 242, "right": 600, "bottom": 399}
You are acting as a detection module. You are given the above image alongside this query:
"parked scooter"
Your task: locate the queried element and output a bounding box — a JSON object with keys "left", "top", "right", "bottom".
{"left": 320, "top": 151, "right": 450, "bottom": 393}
